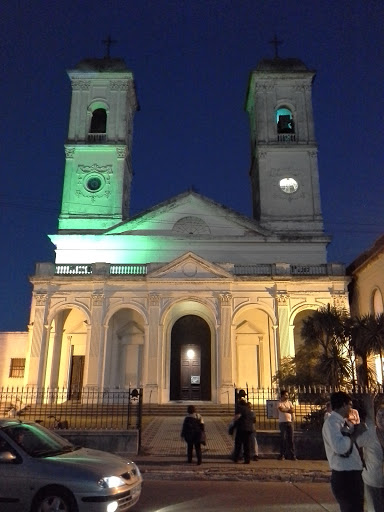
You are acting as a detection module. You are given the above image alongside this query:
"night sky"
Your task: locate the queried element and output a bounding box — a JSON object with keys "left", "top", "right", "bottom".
{"left": 1, "top": 1, "right": 383, "bottom": 331}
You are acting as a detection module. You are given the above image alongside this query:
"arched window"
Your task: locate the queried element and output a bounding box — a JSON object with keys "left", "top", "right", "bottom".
{"left": 90, "top": 108, "right": 107, "bottom": 133}
{"left": 172, "top": 216, "right": 210, "bottom": 235}
{"left": 372, "top": 288, "right": 384, "bottom": 314}
{"left": 276, "top": 107, "right": 294, "bottom": 134}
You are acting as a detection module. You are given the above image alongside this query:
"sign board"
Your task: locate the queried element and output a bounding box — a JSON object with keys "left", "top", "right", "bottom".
{"left": 266, "top": 400, "right": 279, "bottom": 419}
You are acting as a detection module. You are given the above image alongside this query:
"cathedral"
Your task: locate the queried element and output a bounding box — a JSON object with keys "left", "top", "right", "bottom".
{"left": 0, "top": 53, "right": 349, "bottom": 404}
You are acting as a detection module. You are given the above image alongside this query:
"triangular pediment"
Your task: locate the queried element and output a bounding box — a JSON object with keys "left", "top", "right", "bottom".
{"left": 147, "top": 252, "right": 233, "bottom": 280}
{"left": 236, "top": 320, "right": 263, "bottom": 336}
{"left": 105, "top": 190, "right": 269, "bottom": 238}
{"left": 116, "top": 321, "right": 144, "bottom": 338}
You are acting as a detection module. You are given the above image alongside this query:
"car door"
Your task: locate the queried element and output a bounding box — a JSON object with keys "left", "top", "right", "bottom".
{"left": 0, "top": 435, "right": 28, "bottom": 511}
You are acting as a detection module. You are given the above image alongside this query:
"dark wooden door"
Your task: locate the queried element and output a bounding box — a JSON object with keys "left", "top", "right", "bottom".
{"left": 180, "top": 344, "right": 201, "bottom": 400}
{"left": 170, "top": 315, "right": 211, "bottom": 401}
{"left": 68, "top": 355, "right": 84, "bottom": 400}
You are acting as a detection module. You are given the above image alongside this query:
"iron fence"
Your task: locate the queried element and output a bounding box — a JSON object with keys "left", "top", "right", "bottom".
{"left": 0, "top": 387, "right": 143, "bottom": 431}
{"left": 235, "top": 385, "right": 384, "bottom": 431}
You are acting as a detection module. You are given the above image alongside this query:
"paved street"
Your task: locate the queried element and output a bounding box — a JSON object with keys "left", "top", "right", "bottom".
{"left": 132, "top": 480, "right": 339, "bottom": 511}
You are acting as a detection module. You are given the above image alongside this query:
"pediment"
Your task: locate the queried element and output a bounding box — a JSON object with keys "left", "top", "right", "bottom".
{"left": 147, "top": 252, "right": 233, "bottom": 280}
{"left": 236, "top": 320, "right": 263, "bottom": 336}
{"left": 105, "top": 191, "right": 268, "bottom": 238}
{"left": 116, "top": 321, "right": 144, "bottom": 338}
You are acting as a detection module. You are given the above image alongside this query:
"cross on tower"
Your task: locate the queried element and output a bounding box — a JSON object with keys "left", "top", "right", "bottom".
{"left": 269, "top": 34, "right": 283, "bottom": 58}
{"left": 102, "top": 35, "right": 117, "bottom": 59}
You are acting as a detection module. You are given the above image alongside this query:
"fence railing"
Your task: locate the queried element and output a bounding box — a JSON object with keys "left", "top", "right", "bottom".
{"left": 236, "top": 385, "right": 384, "bottom": 431}
{"left": 0, "top": 387, "right": 143, "bottom": 431}
{"left": 48, "top": 263, "right": 346, "bottom": 277}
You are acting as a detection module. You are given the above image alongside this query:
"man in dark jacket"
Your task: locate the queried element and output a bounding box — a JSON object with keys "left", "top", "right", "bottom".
{"left": 181, "top": 405, "right": 204, "bottom": 465}
{"left": 232, "top": 390, "right": 254, "bottom": 464}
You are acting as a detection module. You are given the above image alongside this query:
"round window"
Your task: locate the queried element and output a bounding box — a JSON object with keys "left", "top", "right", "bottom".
{"left": 86, "top": 176, "right": 102, "bottom": 192}
{"left": 279, "top": 177, "right": 298, "bottom": 194}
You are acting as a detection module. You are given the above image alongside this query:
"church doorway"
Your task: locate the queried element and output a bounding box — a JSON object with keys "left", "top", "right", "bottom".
{"left": 170, "top": 315, "right": 211, "bottom": 401}
{"left": 68, "top": 355, "right": 84, "bottom": 400}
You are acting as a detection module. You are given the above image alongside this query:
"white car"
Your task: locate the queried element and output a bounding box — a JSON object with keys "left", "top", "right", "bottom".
{"left": 0, "top": 419, "right": 142, "bottom": 511}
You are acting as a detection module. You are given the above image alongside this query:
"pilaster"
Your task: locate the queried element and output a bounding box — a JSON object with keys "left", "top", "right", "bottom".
{"left": 84, "top": 293, "right": 105, "bottom": 389}
{"left": 219, "top": 292, "right": 233, "bottom": 392}
{"left": 275, "top": 292, "right": 292, "bottom": 360}
{"left": 26, "top": 293, "right": 50, "bottom": 387}
{"left": 147, "top": 293, "right": 161, "bottom": 402}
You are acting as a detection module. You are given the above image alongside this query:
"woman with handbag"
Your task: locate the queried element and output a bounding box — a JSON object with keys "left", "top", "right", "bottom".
{"left": 181, "top": 405, "right": 205, "bottom": 465}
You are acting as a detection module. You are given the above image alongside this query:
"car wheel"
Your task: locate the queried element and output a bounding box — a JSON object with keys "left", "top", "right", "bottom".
{"left": 33, "top": 486, "right": 78, "bottom": 512}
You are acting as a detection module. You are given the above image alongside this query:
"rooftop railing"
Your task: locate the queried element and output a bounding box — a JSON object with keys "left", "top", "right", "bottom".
{"left": 43, "top": 262, "right": 344, "bottom": 277}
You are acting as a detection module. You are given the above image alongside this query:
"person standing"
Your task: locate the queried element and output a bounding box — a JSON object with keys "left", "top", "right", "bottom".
{"left": 232, "top": 392, "right": 254, "bottom": 464}
{"left": 181, "top": 405, "right": 204, "bottom": 465}
{"left": 247, "top": 401, "right": 259, "bottom": 461}
{"left": 356, "top": 399, "right": 384, "bottom": 512}
{"left": 322, "top": 391, "right": 367, "bottom": 512}
{"left": 278, "top": 390, "right": 296, "bottom": 460}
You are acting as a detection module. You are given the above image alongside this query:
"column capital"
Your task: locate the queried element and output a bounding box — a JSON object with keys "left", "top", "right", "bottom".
{"left": 219, "top": 292, "right": 232, "bottom": 305}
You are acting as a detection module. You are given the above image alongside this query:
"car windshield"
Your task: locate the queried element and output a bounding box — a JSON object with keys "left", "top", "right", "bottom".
{"left": 2, "top": 422, "right": 75, "bottom": 457}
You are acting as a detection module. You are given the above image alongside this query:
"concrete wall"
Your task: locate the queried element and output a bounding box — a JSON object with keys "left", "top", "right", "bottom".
{"left": 0, "top": 332, "right": 28, "bottom": 387}
{"left": 57, "top": 429, "right": 325, "bottom": 460}
{"left": 257, "top": 431, "right": 326, "bottom": 460}
{"left": 57, "top": 429, "right": 139, "bottom": 456}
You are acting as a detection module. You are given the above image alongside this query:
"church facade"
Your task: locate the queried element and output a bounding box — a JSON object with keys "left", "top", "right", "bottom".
{"left": 0, "top": 55, "right": 349, "bottom": 404}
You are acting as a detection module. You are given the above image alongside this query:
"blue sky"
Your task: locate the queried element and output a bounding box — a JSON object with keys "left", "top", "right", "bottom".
{"left": 0, "top": 0, "right": 383, "bottom": 331}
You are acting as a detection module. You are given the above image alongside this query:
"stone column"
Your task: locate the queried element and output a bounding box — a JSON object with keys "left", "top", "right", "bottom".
{"left": 218, "top": 292, "right": 233, "bottom": 402}
{"left": 276, "top": 293, "right": 292, "bottom": 360}
{"left": 26, "top": 293, "right": 50, "bottom": 388}
{"left": 84, "top": 293, "right": 105, "bottom": 390}
{"left": 146, "top": 293, "right": 161, "bottom": 403}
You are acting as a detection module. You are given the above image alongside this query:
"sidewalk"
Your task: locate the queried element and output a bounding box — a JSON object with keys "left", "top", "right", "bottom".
{"left": 135, "top": 416, "right": 331, "bottom": 482}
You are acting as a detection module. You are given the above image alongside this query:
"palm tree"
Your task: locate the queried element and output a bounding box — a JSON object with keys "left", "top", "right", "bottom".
{"left": 350, "top": 313, "right": 384, "bottom": 388}
{"left": 300, "top": 304, "right": 351, "bottom": 387}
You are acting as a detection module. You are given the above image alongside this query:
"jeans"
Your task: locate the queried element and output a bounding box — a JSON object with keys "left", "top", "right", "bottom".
{"left": 331, "top": 470, "right": 364, "bottom": 512}
{"left": 233, "top": 430, "right": 252, "bottom": 463}
{"left": 279, "top": 421, "right": 295, "bottom": 459}
{"left": 187, "top": 441, "right": 202, "bottom": 464}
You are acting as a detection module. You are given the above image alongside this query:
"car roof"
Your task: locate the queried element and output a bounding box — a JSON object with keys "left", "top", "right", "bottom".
{"left": 0, "top": 418, "right": 32, "bottom": 428}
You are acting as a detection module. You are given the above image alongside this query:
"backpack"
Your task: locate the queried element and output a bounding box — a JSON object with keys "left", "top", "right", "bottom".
{"left": 182, "top": 414, "right": 203, "bottom": 443}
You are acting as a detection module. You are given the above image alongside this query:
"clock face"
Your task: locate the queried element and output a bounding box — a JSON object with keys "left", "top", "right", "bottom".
{"left": 279, "top": 177, "right": 298, "bottom": 194}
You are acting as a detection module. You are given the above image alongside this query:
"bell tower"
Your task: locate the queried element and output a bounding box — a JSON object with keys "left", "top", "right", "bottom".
{"left": 245, "top": 55, "right": 325, "bottom": 235}
{"left": 58, "top": 57, "right": 138, "bottom": 232}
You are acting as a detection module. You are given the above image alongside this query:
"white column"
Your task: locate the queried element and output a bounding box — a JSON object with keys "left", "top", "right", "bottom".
{"left": 276, "top": 293, "right": 291, "bottom": 360}
{"left": 219, "top": 292, "right": 233, "bottom": 403}
{"left": 84, "top": 293, "right": 105, "bottom": 390}
{"left": 26, "top": 293, "right": 50, "bottom": 388}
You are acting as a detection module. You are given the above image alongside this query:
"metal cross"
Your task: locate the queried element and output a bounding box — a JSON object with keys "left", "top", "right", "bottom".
{"left": 269, "top": 34, "right": 283, "bottom": 58}
{"left": 102, "top": 35, "right": 117, "bottom": 59}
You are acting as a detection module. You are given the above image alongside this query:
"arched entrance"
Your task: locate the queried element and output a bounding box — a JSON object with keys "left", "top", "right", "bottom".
{"left": 170, "top": 315, "right": 211, "bottom": 401}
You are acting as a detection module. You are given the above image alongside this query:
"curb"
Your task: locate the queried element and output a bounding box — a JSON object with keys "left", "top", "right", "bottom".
{"left": 140, "top": 467, "right": 331, "bottom": 482}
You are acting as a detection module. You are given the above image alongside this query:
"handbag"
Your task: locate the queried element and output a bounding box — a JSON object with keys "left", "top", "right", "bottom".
{"left": 228, "top": 420, "right": 236, "bottom": 436}
{"left": 200, "top": 430, "right": 207, "bottom": 446}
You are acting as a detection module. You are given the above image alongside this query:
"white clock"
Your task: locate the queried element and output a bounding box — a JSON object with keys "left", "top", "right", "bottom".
{"left": 279, "top": 177, "right": 298, "bottom": 194}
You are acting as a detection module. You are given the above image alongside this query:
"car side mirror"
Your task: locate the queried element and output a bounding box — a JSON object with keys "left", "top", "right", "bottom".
{"left": 0, "top": 451, "right": 17, "bottom": 462}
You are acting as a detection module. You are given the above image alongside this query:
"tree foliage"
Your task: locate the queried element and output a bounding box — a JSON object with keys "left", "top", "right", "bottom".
{"left": 274, "top": 306, "right": 384, "bottom": 390}
{"left": 350, "top": 313, "right": 384, "bottom": 389}
{"left": 300, "top": 305, "right": 351, "bottom": 387}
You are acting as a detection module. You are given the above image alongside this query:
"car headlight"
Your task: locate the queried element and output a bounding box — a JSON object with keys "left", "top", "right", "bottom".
{"left": 97, "top": 476, "right": 126, "bottom": 489}
{"left": 130, "top": 462, "right": 141, "bottom": 478}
